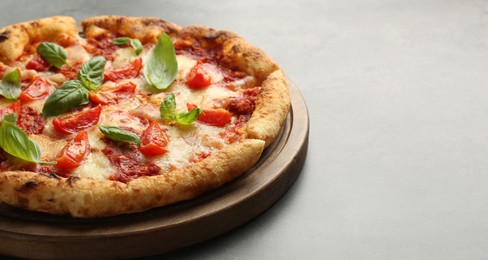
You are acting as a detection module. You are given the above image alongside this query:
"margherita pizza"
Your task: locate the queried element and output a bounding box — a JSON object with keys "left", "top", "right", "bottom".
{"left": 0, "top": 16, "right": 290, "bottom": 217}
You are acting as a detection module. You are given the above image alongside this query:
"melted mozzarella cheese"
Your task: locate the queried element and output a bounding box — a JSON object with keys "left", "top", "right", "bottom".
{"left": 72, "top": 151, "right": 116, "bottom": 180}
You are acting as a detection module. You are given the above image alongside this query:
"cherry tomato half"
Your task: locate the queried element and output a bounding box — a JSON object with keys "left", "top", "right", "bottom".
{"left": 53, "top": 105, "right": 102, "bottom": 134}
{"left": 186, "top": 61, "right": 212, "bottom": 89}
{"left": 19, "top": 76, "right": 54, "bottom": 103}
{"left": 187, "top": 103, "right": 231, "bottom": 127}
{"left": 89, "top": 82, "right": 136, "bottom": 105}
{"left": 104, "top": 58, "right": 142, "bottom": 82}
{"left": 56, "top": 131, "right": 90, "bottom": 173}
{"left": 25, "top": 55, "right": 50, "bottom": 72}
{"left": 138, "top": 121, "right": 168, "bottom": 157}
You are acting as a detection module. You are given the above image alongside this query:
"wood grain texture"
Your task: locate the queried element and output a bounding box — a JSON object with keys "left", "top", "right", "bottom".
{"left": 0, "top": 79, "right": 309, "bottom": 259}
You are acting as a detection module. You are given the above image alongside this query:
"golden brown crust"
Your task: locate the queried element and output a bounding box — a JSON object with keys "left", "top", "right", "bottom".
{"left": 0, "top": 16, "right": 78, "bottom": 63}
{"left": 81, "top": 16, "right": 181, "bottom": 43}
{"left": 244, "top": 70, "right": 290, "bottom": 147}
{"left": 0, "top": 139, "right": 265, "bottom": 217}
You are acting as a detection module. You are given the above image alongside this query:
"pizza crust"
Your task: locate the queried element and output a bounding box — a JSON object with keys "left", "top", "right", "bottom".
{"left": 0, "top": 139, "right": 265, "bottom": 217}
{"left": 0, "top": 16, "right": 78, "bottom": 63}
{"left": 245, "top": 70, "right": 291, "bottom": 147}
{"left": 81, "top": 16, "right": 181, "bottom": 44}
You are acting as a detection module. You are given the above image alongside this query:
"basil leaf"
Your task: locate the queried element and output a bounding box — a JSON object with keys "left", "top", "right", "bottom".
{"left": 159, "top": 93, "right": 177, "bottom": 121}
{"left": 112, "top": 37, "right": 143, "bottom": 55}
{"left": 77, "top": 56, "right": 106, "bottom": 91}
{"left": 144, "top": 33, "right": 177, "bottom": 90}
{"left": 175, "top": 108, "right": 202, "bottom": 125}
{"left": 0, "top": 114, "right": 56, "bottom": 165}
{"left": 160, "top": 93, "right": 201, "bottom": 124}
{"left": 42, "top": 80, "right": 89, "bottom": 117}
{"left": 98, "top": 125, "right": 141, "bottom": 145}
{"left": 111, "top": 37, "right": 131, "bottom": 45}
{"left": 0, "top": 69, "right": 21, "bottom": 100}
{"left": 37, "top": 42, "right": 67, "bottom": 69}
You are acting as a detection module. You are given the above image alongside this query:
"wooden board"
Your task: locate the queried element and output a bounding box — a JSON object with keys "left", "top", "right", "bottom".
{"left": 0, "top": 79, "right": 309, "bottom": 259}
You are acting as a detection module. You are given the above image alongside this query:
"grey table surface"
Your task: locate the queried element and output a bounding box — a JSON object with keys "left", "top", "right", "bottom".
{"left": 2, "top": 0, "right": 488, "bottom": 259}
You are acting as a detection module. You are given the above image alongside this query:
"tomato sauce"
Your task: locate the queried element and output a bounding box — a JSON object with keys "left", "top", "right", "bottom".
{"left": 102, "top": 139, "right": 161, "bottom": 183}
{"left": 84, "top": 33, "right": 118, "bottom": 61}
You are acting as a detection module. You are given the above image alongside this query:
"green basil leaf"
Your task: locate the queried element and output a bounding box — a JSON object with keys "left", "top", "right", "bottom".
{"left": 130, "top": 39, "right": 143, "bottom": 55}
{"left": 42, "top": 80, "right": 89, "bottom": 117}
{"left": 112, "top": 37, "right": 143, "bottom": 55}
{"left": 0, "top": 114, "right": 56, "bottom": 165}
{"left": 175, "top": 108, "right": 202, "bottom": 125}
{"left": 0, "top": 69, "right": 21, "bottom": 100}
{"left": 160, "top": 93, "right": 201, "bottom": 125}
{"left": 159, "top": 93, "right": 177, "bottom": 121}
{"left": 77, "top": 56, "right": 106, "bottom": 91}
{"left": 37, "top": 42, "right": 67, "bottom": 69}
{"left": 98, "top": 125, "right": 141, "bottom": 145}
{"left": 144, "top": 33, "right": 177, "bottom": 90}
{"left": 111, "top": 37, "right": 131, "bottom": 45}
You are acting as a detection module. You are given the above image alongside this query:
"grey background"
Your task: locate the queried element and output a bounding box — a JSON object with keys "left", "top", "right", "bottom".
{"left": 2, "top": 0, "right": 488, "bottom": 259}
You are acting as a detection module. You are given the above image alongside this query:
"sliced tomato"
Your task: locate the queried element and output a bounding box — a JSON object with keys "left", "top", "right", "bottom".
{"left": 138, "top": 121, "right": 168, "bottom": 157}
{"left": 187, "top": 103, "right": 231, "bottom": 127}
{"left": 59, "top": 61, "right": 83, "bottom": 80}
{"left": 19, "top": 76, "right": 54, "bottom": 103}
{"left": 52, "top": 105, "right": 102, "bottom": 134}
{"left": 25, "top": 55, "right": 50, "bottom": 72}
{"left": 56, "top": 131, "right": 90, "bottom": 173}
{"left": 186, "top": 60, "right": 212, "bottom": 89}
{"left": 89, "top": 82, "right": 136, "bottom": 105}
{"left": 0, "top": 100, "right": 22, "bottom": 119}
{"left": 104, "top": 58, "right": 142, "bottom": 82}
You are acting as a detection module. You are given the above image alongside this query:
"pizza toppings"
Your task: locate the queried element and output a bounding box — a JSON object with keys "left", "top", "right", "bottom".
{"left": 53, "top": 105, "right": 102, "bottom": 134}
{"left": 77, "top": 56, "right": 106, "bottom": 91}
{"left": 98, "top": 125, "right": 141, "bottom": 145}
{"left": 0, "top": 69, "right": 21, "bottom": 100}
{"left": 186, "top": 60, "right": 212, "bottom": 89}
{"left": 0, "top": 114, "right": 55, "bottom": 165}
{"left": 111, "top": 37, "right": 143, "bottom": 55}
{"left": 42, "top": 80, "right": 89, "bottom": 117}
{"left": 104, "top": 58, "right": 142, "bottom": 82}
{"left": 19, "top": 76, "right": 54, "bottom": 103}
{"left": 37, "top": 42, "right": 68, "bottom": 69}
{"left": 160, "top": 93, "right": 202, "bottom": 125}
{"left": 56, "top": 130, "right": 90, "bottom": 173}
{"left": 139, "top": 121, "right": 168, "bottom": 157}
{"left": 187, "top": 103, "right": 231, "bottom": 127}
{"left": 89, "top": 81, "right": 137, "bottom": 105}
{"left": 17, "top": 106, "right": 45, "bottom": 135}
{"left": 25, "top": 55, "right": 50, "bottom": 72}
{"left": 103, "top": 139, "right": 161, "bottom": 183}
{"left": 143, "top": 33, "right": 178, "bottom": 90}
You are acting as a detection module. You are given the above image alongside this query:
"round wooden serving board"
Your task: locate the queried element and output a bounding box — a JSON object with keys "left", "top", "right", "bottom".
{"left": 0, "top": 79, "right": 309, "bottom": 259}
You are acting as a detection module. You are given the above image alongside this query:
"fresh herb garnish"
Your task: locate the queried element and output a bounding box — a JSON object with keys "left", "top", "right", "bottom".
{"left": 0, "top": 69, "right": 21, "bottom": 100}
{"left": 112, "top": 37, "right": 143, "bottom": 55}
{"left": 42, "top": 80, "right": 89, "bottom": 117}
{"left": 98, "top": 125, "right": 141, "bottom": 145}
{"left": 77, "top": 56, "right": 106, "bottom": 91}
{"left": 143, "top": 33, "right": 178, "bottom": 90}
{"left": 37, "top": 42, "right": 67, "bottom": 69}
{"left": 160, "top": 93, "right": 201, "bottom": 125}
{"left": 0, "top": 114, "right": 56, "bottom": 165}
{"left": 42, "top": 56, "right": 106, "bottom": 117}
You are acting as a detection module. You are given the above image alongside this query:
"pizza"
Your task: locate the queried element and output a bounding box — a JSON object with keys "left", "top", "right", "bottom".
{"left": 0, "top": 16, "right": 290, "bottom": 218}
